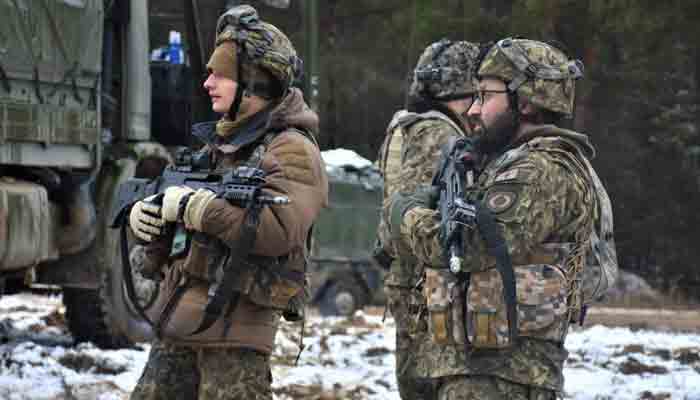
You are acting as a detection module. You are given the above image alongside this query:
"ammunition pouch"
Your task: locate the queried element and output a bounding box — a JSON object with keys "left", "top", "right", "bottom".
{"left": 423, "top": 243, "right": 572, "bottom": 349}
{"left": 466, "top": 264, "right": 568, "bottom": 349}
{"left": 423, "top": 268, "right": 467, "bottom": 345}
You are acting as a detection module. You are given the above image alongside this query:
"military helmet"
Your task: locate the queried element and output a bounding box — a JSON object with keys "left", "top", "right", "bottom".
{"left": 478, "top": 38, "right": 584, "bottom": 115}
{"left": 214, "top": 5, "right": 301, "bottom": 93}
{"left": 409, "top": 39, "right": 480, "bottom": 101}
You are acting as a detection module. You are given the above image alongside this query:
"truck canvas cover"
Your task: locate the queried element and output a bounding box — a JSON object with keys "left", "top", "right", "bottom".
{"left": 0, "top": 0, "right": 102, "bottom": 169}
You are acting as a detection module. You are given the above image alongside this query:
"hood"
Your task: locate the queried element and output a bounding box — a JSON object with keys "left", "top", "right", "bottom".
{"left": 513, "top": 124, "right": 596, "bottom": 159}
{"left": 191, "top": 88, "right": 319, "bottom": 153}
{"left": 267, "top": 87, "right": 319, "bottom": 136}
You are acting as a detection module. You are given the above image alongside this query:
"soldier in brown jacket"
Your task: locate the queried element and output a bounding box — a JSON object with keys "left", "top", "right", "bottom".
{"left": 127, "top": 5, "right": 328, "bottom": 400}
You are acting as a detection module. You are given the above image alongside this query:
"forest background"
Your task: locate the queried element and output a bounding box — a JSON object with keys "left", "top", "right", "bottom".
{"left": 158, "top": 0, "right": 700, "bottom": 301}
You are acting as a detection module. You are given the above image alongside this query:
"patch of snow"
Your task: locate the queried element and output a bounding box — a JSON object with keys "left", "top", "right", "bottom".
{"left": 320, "top": 148, "right": 383, "bottom": 190}
{"left": 2, "top": 294, "right": 700, "bottom": 399}
{"left": 321, "top": 148, "right": 373, "bottom": 170}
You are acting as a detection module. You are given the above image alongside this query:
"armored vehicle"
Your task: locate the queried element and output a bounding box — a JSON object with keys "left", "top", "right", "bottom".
{"left": 310, "top": 155, "right": 386, "bottom": 316}
{"left": 0, "top": 0, "right": 301, "bottom": 348}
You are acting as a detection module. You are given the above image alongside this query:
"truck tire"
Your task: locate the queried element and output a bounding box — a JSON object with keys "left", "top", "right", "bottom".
{"left": 55, "top": 200, "right": 154, "bottom": 349}
{"left": 319, "top": 280, "right": 367, "bottom": 317}
{"left": 52, "top": 233, "right": 135, "bottom": 349}
{"left": 94, "top": 157, "right": 159, "bottom": 345}
{"left": 99, "top": 235, "right": 157, "bottom": 344}
{"left": 62, "top": 286, "right": 131, "bottom": 349}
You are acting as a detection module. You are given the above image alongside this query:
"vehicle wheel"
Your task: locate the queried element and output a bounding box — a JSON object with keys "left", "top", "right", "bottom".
{"left": 95, "top": 158, "right": 157, "bottom": 345}
{"left": 62, "top": 286, "right": 131, "bottom": 349}
{"left": 319, "top": 281, "right": 367, "bottom": 317}
{"left": 99, "top": 236, "right": 157, "bottom": 344}
{"left": 55, "top": 236, "right": 134, "bottom": 349}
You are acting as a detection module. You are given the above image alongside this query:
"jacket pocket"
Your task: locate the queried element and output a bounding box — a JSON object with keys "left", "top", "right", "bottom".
{"left": 466, "top": 264, "right": 568, "bottom": 349}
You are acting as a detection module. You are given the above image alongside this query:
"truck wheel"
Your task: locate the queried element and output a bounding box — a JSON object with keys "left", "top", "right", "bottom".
{"left": 54, "top": 235, "right": 134, "bottom": 349}
{"left": 95, "top": 157, "right": 162, "bottom": 345}
{"left": 99, "top": 238, "right": 157, "bottom": 344}
{"left": 319, "top": 281, "right": 367, "bottom": 317}
{"left": 62, "top": 287, "right": 131, "bottom": 349}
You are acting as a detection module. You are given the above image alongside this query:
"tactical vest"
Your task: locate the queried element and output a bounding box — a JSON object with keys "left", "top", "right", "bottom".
{"left": 462, "top": 127, "right": 618, "bottom": 349}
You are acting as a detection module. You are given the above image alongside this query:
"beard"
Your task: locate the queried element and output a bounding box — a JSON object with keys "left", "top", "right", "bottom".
{"left": 470, "top": 107, "right": 519, "bottom": 155}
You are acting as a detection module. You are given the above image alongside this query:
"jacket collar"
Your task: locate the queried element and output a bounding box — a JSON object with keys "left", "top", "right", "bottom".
{"left": 191, "top": 106, "right": 274, "bottom": 154}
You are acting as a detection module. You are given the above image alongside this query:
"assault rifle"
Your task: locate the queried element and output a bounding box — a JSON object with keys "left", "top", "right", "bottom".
{"left": 432, "top": 137, "right": 478, "bottom": 274}
{"left": 110, "top": 161, "right": 289, "bottom": 230}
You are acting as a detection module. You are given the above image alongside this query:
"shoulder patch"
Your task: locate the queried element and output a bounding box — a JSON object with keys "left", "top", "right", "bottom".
{"left": 485, "top": 190, "right": 517, "bottom": 213}
{"left": 493, "top": 166, "right": 537, "bottom": 184}
{"left": 494, "top": 169, "right": 519, "bottom": 183}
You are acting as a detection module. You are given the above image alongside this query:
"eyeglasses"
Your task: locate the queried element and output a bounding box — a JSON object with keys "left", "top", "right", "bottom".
{"left": 474, "top": 89, "right": 509, "bottom": 104}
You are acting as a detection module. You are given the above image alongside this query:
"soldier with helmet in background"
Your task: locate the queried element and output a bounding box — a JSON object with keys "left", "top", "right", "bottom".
{"left": 128, "top": 5, "right": 328, "bottom": 399}
{"left": 375, "top": 39, "right": 481, "bottom": 399}
{"left": 388, "top": 38, "right": 617, "bottom": 399}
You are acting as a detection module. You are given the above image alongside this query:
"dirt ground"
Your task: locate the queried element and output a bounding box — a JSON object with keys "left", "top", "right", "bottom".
{"left": 583, "top": 306, "right": 700, "bottom": 332}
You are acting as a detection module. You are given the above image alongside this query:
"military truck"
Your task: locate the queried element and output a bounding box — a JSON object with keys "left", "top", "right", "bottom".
{"left": 0, "top": 0, "right": 302, "bottom": 348}
{"left": 309, "top": 156, "right": 386, "bottom": 316}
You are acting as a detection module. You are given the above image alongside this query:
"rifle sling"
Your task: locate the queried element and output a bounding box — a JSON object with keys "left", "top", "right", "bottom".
{"left": 475, "top": 203, "right": 518, "bottom": 342}
{"left": 189, "top": 201, "right": 262, "bottom": 336}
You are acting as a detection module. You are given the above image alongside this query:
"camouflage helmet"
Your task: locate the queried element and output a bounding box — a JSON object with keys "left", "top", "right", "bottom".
{"left": 478, "top": 38, "right": 584, "bottom": 115}
{"left": 409, "top": 39, "right": 480, "bottom": 101}
{"left": 215, "top": 5, "right": 302, "bottom": 93}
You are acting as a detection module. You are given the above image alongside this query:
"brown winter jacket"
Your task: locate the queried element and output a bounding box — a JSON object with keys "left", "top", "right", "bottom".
{"left": 145, "top": 88, "right": 328, "bottom": 353}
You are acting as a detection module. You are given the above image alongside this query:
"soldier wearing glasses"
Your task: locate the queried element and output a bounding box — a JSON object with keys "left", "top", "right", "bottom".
{"left": 388, "top": 38, "right": 617, "bottom": 399}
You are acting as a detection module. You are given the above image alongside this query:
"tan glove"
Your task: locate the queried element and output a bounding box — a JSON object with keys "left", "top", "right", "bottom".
{"left": 183, "top": 188, "right": 217, "bottom": 231}
{"left": 161, "top": 186, "right": 196, "bottom": 222}
{"left": 129, "top": 195, "right": 164, "bottom": 242}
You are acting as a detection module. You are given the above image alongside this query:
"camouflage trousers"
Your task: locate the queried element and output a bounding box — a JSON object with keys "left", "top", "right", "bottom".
{"left": 387, "top": 285, "right": 438, "bottom": 400}
{"left": 437, "top": 375, "right": 556, "bottom": 400}
{"left": 130, "top": 341, "right": 272, "bottom": 400}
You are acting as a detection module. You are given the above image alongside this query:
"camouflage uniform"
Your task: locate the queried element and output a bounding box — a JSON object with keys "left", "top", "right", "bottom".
{"left": 376, "top": 39, "right": 479, "bottom": 399}
{"left": 394, "top": 39, "right": 617, "bottom": 398}
{"left": 130, "top": 6, "right": 328, "bottom": 400}
{"left": 130, "top": 342, "right": 273, "bottom": 400}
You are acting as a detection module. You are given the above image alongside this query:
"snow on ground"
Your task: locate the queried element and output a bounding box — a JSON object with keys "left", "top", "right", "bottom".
{"left": 1, "top": 293, "right": 700, "bottom": 400}
{"left": 321, "top": 149, "right": 374, "bottom": 170}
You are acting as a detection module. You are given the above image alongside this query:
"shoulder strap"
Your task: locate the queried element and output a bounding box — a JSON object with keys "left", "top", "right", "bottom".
{"left": 414, "top": 110, "right": 464, "bottom": 135}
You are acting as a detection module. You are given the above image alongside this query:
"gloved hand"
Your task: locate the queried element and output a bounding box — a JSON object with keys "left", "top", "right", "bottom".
{"left": 129, "top": 194, "right": 164, "bottom": 242}
{"left": 161, "top": 186, "right": 196, "bottom": 222}
{"left": 387, "top": 185, "right": 438, "bottom": 241}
